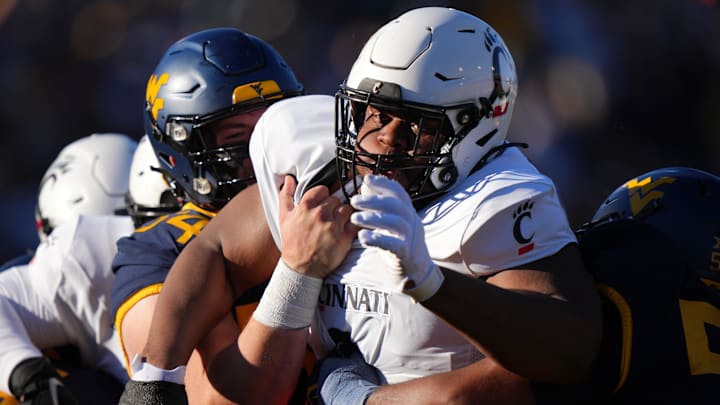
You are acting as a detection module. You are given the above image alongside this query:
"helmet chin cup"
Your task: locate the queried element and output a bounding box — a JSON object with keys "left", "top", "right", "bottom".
{"left": 193, "top": 176, "right": 213, "bottom": 195}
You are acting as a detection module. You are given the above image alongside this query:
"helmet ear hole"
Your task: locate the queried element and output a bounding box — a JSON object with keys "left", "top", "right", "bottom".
{"left": 428, "top": 164, "right": 458, "bottom": 193}
{"left": 456, "top": 106, "right": 480, "bottom": 128}
{"left": 439, "top": 166, "right": 458, "bottom": 185}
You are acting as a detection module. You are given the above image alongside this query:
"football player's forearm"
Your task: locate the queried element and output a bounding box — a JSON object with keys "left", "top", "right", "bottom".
{"left": 368, "top": 359, "right": 534, "bottom": 405}
{"left": 143, "top": 240, "right": 234, "bottom": 369}
{"left": 226, "top": 318, "right": 308, "bottom": 404}
{"left": 423, "top": 267, "right": 601, "bottom": 382}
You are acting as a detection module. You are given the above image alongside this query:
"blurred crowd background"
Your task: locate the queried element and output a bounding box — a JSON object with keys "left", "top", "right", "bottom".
{"left": 1, "top": 0, "right": 719, "bottom": 263}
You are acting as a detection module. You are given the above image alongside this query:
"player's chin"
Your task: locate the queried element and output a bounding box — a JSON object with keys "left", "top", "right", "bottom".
{"left": 382, "top": 170, "right": 403, "bottom": 183}
{"left": 356, "top": 163, "right": 413, "bottom": 190}
{"left": 379, "top": 170, "right": 415, "bottom": 191}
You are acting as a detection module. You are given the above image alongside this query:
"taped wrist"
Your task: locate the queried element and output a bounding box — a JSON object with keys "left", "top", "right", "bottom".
{"left": 130, "top": 354, "right": 185, "bottom": 384}
{"left": 253, "top": 260, "right": 323, "bottom": 329}
{"left": 405, "top": 264, "right": 445, "bottom": 302}
{"left": 9, "top": 356, "right": 77, "bottom": 404}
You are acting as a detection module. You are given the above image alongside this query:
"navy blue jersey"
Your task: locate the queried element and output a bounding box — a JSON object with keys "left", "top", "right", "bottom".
{"left": 110, "top": 201, "right": 311, "bottom": 404}
{"left": 579, "top": 221, "right": 720, "bottom": 404}
{"left": 0, "top": 252, "right": 33, "bottom": 272}
{"left": 110, "top": 202, "right": 215, "bottom": 324}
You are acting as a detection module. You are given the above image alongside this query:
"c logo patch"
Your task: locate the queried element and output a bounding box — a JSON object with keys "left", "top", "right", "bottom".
{"left": 513, "top": 200, "right": 535, "bottom": 255}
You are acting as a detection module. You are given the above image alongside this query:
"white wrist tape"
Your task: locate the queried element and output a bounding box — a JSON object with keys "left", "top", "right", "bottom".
{"left": 130, "top": 354, "right": 185, "bottom": 384}
{"left": 405, "top": 264, "right": 445, "bottom": 302}
{"left": 252, "top": 260, "right": 323, "bottom": 329}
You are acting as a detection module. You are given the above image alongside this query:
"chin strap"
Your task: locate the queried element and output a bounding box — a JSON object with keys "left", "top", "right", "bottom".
{"left": 469, "top": 141, "right": 529, "bottom": 176}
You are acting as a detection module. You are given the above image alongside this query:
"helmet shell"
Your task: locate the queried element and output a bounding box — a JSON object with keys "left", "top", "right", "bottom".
{"left": 126, "top": 135, "right": 182, "bottom": 227}
{"left": 339, "top": 7, "right": 517, "bottom": 198}
{"left": 144, "top": 27, "right": 303, "bottom": 209}
{"left": 586, "top": 166, "right": 720, "bottom": 286}
{"left": 35, "top": 133, "right": 137, "bottom": 241}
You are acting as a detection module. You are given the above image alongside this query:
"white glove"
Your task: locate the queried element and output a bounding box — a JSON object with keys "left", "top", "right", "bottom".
{"left": 350, "top": 174, "right": 444, "bottom": 302}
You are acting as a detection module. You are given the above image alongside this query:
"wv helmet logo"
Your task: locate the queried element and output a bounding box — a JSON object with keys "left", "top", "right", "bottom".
{"left": 513, "top": 200, "right": 535, "bottom": 255}
{"left": 625, "top": 175, "right": 675, "bottom": 217}
{"left": 146, "top": 73, "right": 170, "bottom": 120}
{"left": 250, "top": 82, "right": 264, "bottom": 95}
{"left": 232, "top": 80, "right": 282, "bottom": 104}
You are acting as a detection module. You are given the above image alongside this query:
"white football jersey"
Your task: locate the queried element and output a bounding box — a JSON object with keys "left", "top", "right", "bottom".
{"left": 250, "top": 95, "right": 576, "bottom": 383}
{"left": 0, "top": 215, "right": 133, "bottom": 393}
{"left": 251, "top": 94, "right": 339, "bottom": 249}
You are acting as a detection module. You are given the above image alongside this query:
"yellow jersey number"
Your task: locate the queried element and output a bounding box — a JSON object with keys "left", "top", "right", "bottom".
{"left": 679, "top": 299, "right": 720, "bottom": 375}
{"left": 135, "top": 212, "right": 209, "bottom": 245}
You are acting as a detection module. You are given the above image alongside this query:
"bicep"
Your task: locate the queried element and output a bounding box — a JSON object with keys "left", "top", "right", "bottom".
{"left": 207, "top": 185, "right": 280, "bottom": 297}
{"left": 486, "top": 243, "right": 596, "bottom": 304}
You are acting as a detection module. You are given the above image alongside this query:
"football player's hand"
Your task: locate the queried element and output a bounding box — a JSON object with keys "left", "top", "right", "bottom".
{"left": 350, "top": 174, "right": 444, "bottom": 301}
{"left": 279, "top": 175, "right": 357, "bottom": 279}
{"left": 118, "top": 380, "right": 187, "bottom": 405}
{"left": 9, "top": 357, "right": 79, "bottom": 405}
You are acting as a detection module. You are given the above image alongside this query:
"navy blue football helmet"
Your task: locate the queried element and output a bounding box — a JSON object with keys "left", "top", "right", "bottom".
{"left": 579, "top": 167, "right": 720, "bottom": 290}
{"left": 144, "top": 27, "right": 303, "bottom": 209}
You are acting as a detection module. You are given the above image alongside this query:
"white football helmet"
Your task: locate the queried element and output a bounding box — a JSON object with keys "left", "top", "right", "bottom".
{"left": 336, "top": 7, "right": 518, "bottom": 202}
{"left": 35, "top": 133, "right": 137, "bottom": 241}
{"left": 126, "top": 135, "right": 182, "bottom": 227}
